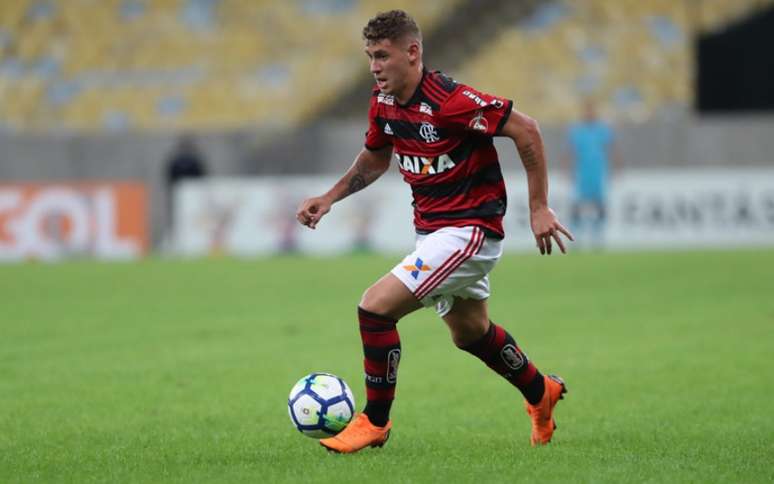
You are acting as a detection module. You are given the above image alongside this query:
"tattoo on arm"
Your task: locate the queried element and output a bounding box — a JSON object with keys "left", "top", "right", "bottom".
{"left": 518, "top": 143, "right": 541, "bottom": 171}
{"left": 338, "top": 149, "right": 390, "bottom": 199}
{"left": 347, "top": 171, "right": 367, "bottom": 195}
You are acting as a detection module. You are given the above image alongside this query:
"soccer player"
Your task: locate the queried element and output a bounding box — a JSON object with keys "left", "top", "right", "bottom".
{"left": 296, "top": 10, "right": 574, "bottom": 453}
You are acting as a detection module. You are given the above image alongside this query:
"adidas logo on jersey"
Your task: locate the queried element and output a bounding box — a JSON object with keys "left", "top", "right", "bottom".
{"left": 384, "top": 123, "right": 393, "bottom": 135}
{"left": 396, "top": 153, "right": 456, "bottom": 175}
{"left": 419, "top": 102, "right": 433, "bottom": 116}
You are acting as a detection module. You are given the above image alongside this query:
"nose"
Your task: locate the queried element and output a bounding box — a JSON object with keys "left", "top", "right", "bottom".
{"left": 370, "top": 59, "right": 381, "bottom": 75}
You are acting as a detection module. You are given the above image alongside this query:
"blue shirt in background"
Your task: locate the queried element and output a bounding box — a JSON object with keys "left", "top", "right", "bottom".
{"left": 567, "top": 121, "right": 613, "bottom": 201}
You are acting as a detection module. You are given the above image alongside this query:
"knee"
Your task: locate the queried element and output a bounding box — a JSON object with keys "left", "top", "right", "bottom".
{"left": 452, "top": 332, "right": 475, "bottom": 349}
{"left": 358, "top": 274, "right": 421, "bottom": 321}
{"left": 359, "top": 284, "right": 387, "bottom": 316}
{"left": 450, "top": 320, "right": 489, "bottom": 349}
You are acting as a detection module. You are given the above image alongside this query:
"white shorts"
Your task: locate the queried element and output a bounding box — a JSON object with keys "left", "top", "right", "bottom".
{"left": 391, "top": 226, "right": 503, "bottom": 317}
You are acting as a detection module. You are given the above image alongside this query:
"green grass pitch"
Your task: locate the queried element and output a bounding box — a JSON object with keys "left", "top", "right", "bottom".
{"left": 1, "top": 250, "right": 773, "bottom": 483}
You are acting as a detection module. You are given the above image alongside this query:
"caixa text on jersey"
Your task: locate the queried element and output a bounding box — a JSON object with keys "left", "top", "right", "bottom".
{"left": 395, "top": 153, "right": 456, "bottom": 175}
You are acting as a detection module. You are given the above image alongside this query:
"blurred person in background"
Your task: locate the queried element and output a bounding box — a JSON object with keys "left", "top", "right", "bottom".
{"left": 165, "top": 134, "right": 208, "bottom": 243}
{"left": 297, "top": 10, "right": 573, "bottom": 454}
{"left": 564, "top": 100, "right": 621, "bottom": 250}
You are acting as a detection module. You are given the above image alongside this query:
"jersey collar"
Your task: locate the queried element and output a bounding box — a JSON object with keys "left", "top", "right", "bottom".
{"left": 397, "top": 67, "right": 429, "bottom": 108}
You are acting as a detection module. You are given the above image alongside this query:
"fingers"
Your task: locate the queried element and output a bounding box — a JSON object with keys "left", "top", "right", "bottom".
{"left": 309, "top": 214, "right": 321, "bottom": 229}
{"left": 295, "top": 201, "right": 317, "bottom": 229}
{"left": 536, "top": 226, "right": 572, "bottom": 255}
{"left": 296, "top": 198, "right": 331, "bottom": 229}
{"left": 552, "top": 230, "right": 567, "bottom": 254}
{"left": 545, "top": 230, "right": 553, "bottom": 255}
{"left": 299, "top": 213, "right": 320, "bottom": 229}
{"left": 535, "top": 235, "right": 545, "bottom": 255}
{"left": 536, "top": 228, "right": 559, "bottom": 255}
{"left": 550, "top": 221, "right": 573, "bottom": 254}
{"left": 555, "top": 222, "right": 575, "bottom": 242}
{"left": 537, "top": 234, "right": 553, "bottom": 254}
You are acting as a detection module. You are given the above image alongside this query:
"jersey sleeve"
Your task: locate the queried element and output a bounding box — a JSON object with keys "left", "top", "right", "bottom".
{"left": 440, "top": 85, "right": 513, "bottom": 137}
{"left": 364, "top": 93, "right": 392, "bottom": 151}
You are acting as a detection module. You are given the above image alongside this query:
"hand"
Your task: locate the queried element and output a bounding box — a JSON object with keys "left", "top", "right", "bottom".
{"left": 530, "top": 206, "right": 574, "bottom": 255}
{"left": 296, "top": 195, "right": 332, "bottom": 229}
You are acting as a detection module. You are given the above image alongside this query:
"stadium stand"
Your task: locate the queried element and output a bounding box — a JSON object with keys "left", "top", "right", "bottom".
{"left": 454, "top": 0, "right": 774, "bottom": 123}
{"left": 1, "top": 0, "right": 772, "bottom": 132}
{"left": 0, "top": 0, "right": 459, "bottom": 132}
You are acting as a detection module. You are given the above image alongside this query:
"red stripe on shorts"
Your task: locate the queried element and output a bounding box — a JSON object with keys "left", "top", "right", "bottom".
{"left": 413, "top": 228, "right": 480, "bottom": 298}
{"left": 413, "top": 249, "right": 461, "bottom": 297}
{"left": 415, "top": 228, "right": 484, "bottom": 300}
{"left": 415, "top": 227, "right": 485, "bottom": 300}
{"left": 416, "top": 228, "right": 484, "bottom": 300}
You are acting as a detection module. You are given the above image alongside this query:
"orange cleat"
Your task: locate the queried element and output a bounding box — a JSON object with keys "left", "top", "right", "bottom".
{"left": 525, "top": 374, "right": 567, "bottom": 446}
{"left": 320, "top": 413, "right": 392, "bottom": 454}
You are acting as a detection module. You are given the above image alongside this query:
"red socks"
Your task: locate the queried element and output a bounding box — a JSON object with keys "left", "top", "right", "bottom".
{"left": 459, "top": 321, "right": 545, "bottom": 404}
{"left": 358, "top": 307, "right": 400, "bottom": 426}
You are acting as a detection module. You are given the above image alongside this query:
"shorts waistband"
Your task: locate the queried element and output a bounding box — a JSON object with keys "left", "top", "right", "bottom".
{"left": 415, "top": 226, "right": 504, "bottom": 240}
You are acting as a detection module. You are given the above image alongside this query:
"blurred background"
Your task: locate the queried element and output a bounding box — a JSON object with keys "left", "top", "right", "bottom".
{"left": 1, "top": 0, "right": 773, "bottom": 261}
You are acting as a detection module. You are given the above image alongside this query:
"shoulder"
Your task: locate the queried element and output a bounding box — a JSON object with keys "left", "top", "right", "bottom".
{"left": 438, "top": 78, "right": 511, "bottom": 119}
{"left": 423, "top": 70, "right": 461, "bottom": 107}
{"left": 427, "top": 71, "right": 458, "bottom": 94}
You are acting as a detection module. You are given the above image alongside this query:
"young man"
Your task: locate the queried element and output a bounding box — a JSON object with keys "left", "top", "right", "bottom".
{"left": 297, "top": 10, "right": 573, "bottom": 454}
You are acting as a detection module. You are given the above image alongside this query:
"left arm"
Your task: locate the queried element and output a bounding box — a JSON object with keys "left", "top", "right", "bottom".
{"left": 499, "top": 108, "right": 574, "bottom": 254}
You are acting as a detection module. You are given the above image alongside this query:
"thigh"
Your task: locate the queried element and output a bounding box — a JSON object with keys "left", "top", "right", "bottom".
{"left": 442, "top": 297, "right": 490, "bottom": 347}
{"left": 391, "top": 226, "right": 500, "bottom": 308}
{"left": 360, "top": 272, "right": 423, "bottom": 320}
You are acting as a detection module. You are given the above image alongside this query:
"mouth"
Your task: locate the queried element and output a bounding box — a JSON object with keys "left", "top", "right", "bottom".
{"left": 376, "top": 78, "right": 387, "bottom": 89}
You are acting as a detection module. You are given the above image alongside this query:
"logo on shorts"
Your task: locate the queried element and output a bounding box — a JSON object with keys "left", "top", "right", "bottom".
{"left": 501, "top": 344, "right": 526, "bottom": 370}
{"left": 403, "top": 257, "right": 432, "bottom": 279}
{"left": 386, "top": 349, "right": 401, "bottom": 383}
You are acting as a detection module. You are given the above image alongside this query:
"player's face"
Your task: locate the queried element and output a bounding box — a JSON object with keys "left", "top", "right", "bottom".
{"left": 365, "top": 38, "right": 415, "bottom": 97}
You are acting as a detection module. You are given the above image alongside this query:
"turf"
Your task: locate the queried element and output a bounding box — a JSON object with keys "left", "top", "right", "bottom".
{"left": 1, "top": 249, "right": 773, "bottom": 483}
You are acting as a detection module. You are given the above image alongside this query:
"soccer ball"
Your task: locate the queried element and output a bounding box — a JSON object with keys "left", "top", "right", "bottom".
{"left": 287, "top": 372, "right": 355, "bottom": 438}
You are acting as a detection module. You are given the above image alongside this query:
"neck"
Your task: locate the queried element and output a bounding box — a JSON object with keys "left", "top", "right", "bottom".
{"left": 395, "top": 63, "right": 424, "bottom": 105}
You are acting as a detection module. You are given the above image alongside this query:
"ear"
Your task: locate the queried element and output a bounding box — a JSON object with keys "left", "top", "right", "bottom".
{"left": 406, "top": 40, "right": 421, "bottom": 64}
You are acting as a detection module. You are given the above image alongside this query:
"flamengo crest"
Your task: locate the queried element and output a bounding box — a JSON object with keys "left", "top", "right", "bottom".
{"left": 419, "top": 122, "right": 440, "bottom": 143}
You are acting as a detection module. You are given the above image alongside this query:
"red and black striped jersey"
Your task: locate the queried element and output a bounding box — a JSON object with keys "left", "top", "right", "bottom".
{"left": 365, "top": 69, "right": 513, "bottom": 238}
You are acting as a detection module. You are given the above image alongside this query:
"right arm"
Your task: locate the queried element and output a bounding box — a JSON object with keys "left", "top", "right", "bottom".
{"left": 296, "top": 145, "right": 392, "bottom": 229}
{"left": 499, "top": 108, "right": 574, "bottom": 254}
